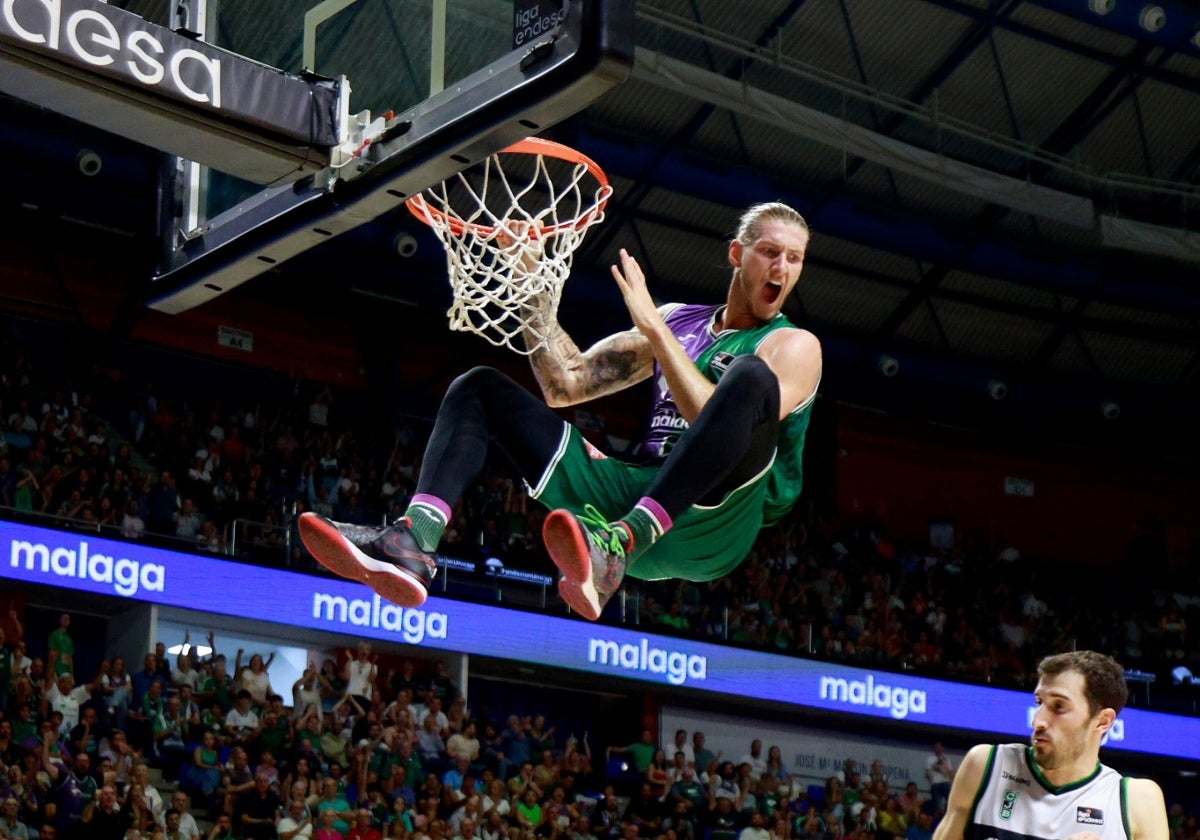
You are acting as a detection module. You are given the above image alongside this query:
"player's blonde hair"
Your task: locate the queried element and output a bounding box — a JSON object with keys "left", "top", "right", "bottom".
{"left": 734, "top": 202, "right": 809, "bottom": 245}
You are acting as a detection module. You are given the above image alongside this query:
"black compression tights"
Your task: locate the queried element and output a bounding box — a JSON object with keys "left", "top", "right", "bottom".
{"left": 416, "top": 356, "right": 781, "bottom": 521}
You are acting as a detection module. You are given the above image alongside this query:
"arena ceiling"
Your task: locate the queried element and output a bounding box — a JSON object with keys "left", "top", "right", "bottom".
{"left": 2, "top": 0, "right": 1199, "bottom": 455}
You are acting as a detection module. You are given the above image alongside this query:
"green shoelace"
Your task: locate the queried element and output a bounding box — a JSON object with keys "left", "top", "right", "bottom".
{"left": 577, "top": 503, "right": 627, "bottom": 558}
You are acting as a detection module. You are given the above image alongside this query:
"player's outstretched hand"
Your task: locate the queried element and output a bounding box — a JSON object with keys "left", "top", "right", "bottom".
{"left": 495, "top": 219, "right": 545, "bottom": 276}
{"left": 611, "top": 248, "right": 663, "bottom": 336}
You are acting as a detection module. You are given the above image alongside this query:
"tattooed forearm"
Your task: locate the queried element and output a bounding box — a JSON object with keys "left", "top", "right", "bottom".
{"left": 528, "top": 322, "right": 582, "bottom": 404}
{"left": 530, "top": 350, "right": 572, "bottom": 404}
{"left": 525, "top": 307, "right": 653, "bottom": 405}
{"left": 585, "top": 346, "right": 646, "bottom": 396}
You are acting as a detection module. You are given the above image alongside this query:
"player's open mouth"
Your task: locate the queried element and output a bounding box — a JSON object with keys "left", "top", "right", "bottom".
{"left": 764, "top": 282, "right": 782, "bottom": 303}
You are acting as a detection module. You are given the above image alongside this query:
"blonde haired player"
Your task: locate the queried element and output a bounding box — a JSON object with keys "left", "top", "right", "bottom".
{"left": 299, "top": 202, "right": 821, "bottom": 621}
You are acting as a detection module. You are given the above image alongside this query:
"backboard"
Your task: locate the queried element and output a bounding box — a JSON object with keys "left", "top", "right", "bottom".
{"left": 144, "top": 0, "right": 634, "bottom": 313}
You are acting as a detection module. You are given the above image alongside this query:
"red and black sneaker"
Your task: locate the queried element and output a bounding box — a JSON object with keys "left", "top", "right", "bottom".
{"left": 542, "top": 504, "right": 629, "bottom": 621}
{"left": 297, "top": 512, "right": 437, "bottom": 607}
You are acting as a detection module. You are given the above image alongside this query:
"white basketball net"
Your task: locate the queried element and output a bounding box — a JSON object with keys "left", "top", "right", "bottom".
{"left": 408, "top": 143, "right": 612, "bottom": 355}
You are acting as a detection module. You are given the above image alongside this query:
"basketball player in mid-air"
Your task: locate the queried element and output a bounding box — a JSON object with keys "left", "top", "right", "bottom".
{"left": 298, "top": 201, "right": 821, "bottom": 620}
{"left": 933, "top": 650, "right": 1167, "bottom": 840}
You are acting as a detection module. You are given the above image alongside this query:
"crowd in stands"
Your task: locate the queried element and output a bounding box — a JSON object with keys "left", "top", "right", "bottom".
{"left": 0, "top": 321, "right": 1197, "bottom": 836}
{"left": 0, "top": 323, "right": 1195, "bottom": 705}
{"left": 1, "top": 615, "right": 1198, "bottom": 840}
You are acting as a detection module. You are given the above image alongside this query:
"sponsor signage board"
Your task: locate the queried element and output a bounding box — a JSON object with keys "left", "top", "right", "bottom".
{"left": 4, "top": 519, "right": 1198, "bottom": 761}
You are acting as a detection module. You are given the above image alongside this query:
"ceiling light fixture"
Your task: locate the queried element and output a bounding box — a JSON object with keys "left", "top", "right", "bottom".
{"left": 878, "top": 354, "right": 900, "bottom": 378}
{"left": 1139, "top": 4, "right": 1167, "bottom": 31}
{"left": 1088, "top": 0, "right": 1115, "bottom": 14}
{"left": 987, "top": 380, "right": 1008, "bottom": 401}
{"left": 167, "top": 643, "right": 212, "bottom": 657}
{"left": 1100, "top": 401, "right": 1121, "bottom": 420}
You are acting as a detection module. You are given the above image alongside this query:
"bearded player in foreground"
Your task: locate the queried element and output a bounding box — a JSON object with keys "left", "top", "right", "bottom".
{"left": 933, "top": 651, "right": 1167, "bottom": 840}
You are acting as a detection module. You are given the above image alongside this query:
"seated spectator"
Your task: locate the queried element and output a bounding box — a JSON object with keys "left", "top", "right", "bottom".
{"left": 315, "top": 806, "right": 343, "bottom": 840}
{"left": 894, "top": 783, "right": 923, "bottom": 821}
{"left": 156, "top": 695, "right": 193, "bottom": 777}
{"left": 481, "top": 809, "right": 509, "bottom": 840}
{"left": 524, "top": 714, "right": 553, "bottom": 755}
{"left": 66, "top": 707, "right": 100, "bottom": 765}
{"left": 312, "top": 778, "right": 355, "bottom": 837}
{"left": 738, "top": 741, "right": 767, "bottom": 781}
{"left": 659, "top": 601, "right": 690, "bottom": 632}
{"left": 0, "top": 796, "right": 32, "bottom": 840}
{"left": 320, "top": 707, "right": 355, "bottom": 771}
{"left": 705, "top": 794, "right": 742, "bottom": 840}
{"left": 606, "top": 729, "right": 656, "bottom": 775}
{"left": 94, "top": 731, "right": 130, "bottom": 792}
{"left": 147, "top": 471, "right": 181, "bottom": 533}
{"left": 645, "top": 749, "right": 670, "bottom": 800}
{"left": 167, "top": 790, "right": 203, "bottom": 840}
{"left": 94, "top": 495, "right": 119, "bottom": 528}
{"left": 764, "top": 746, "right": 788, "bottom": 784}
{"left": 123, "top": 780, "right": 159, "bottom": 839}
{"left": 710, "top": 762, "right": 739, "bottom": 803}
{"left": 442, "top": 756, "right": 479, "bottom": 801}
{"left": 513, "top": 787, "right": 544, "bottom": 835}
{"left": 279, "top": 797, "right": 316, "bottom": 839}
{"left": 197, "top": 519, "right": 226, "bottom": 552}
{"left": 625, "top": 782, "right": 667, "bottom": 837}
{"left": 418, "top": 697, "right": 450, "bottom": 737}
{"left": 664, "top": 798, "right": 699, "bottom": 840}
{"left": 498, "top": 715, "right": 531, "bottom": 776}
{"left": 532, "top": 749, "right": 559, "bottom": 793}
{"left": 903, "top": 812, "right": 933, "bottom": 840}
{"left": 225, "top": 690, "right": 261, "bottom": 748}
{"left": 739, "top": 812, "right": 770, "bottom": 840}
{"left": 1160, "top": 603, "right": 1187, "bottom": 660}
{"left": 416, "top": 713, "right": 447, "bottom": 776}
{"left": 239, "top": 652, "right": 276, "bottom": 707}
{"left": 184, "top": 730, "right": 223, "bottom": 803}
{"left": 120, "top": 499, "right": 146, "bottom": 539}
{"left": 238, "top": 773, "right": 281, "bottom": 840}
{"left": 221, "top": 747, "right": 256, "bottom": 818}
{"left": 823, "top": 777, "right": 846, "bottom": 826}
{"left": 791, "top": 804, "right": 824, "bottom": 840}
{"left": 43, "top": 670, "right": 102, "bottom": 736}
{"left": 757, "top": 775, "right": 784, "bottom": 818}
{"left": 293, "top": 665, "right": 324, "bottom": 722}
{"left": 877, "top": 797, "right": 907, "bottom": 838}
{"left": 199, "top": 656, "right": 237, "bottom": 715}
{"left": 41, "top": 736, "right": 96, "bottom": 839}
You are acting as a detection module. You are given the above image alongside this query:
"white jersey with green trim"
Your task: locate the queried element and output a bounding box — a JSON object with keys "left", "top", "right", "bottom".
{"left": 968, "top": 744, "right": 1129, "bottom": 840}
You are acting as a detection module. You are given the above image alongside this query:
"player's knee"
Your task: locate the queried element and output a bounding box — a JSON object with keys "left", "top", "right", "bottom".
{"left": 720, "top": 355, "right": 780, "bottom": 419}
{"left": 723, "top": 354, "right": 776, "bottom": 390}
{"left": 449, "top": 365, "right": 506, "bottom": 394}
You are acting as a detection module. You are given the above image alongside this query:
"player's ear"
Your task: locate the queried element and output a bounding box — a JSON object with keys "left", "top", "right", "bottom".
{"left": 1094, "top": 707, "right": 1116, "bottom": 734}
{"left": 728, "top": 239, "right": 742, "bottom": 267}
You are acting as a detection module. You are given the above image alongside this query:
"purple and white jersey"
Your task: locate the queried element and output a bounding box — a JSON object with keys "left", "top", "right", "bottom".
{"left": 638, "top": 303, "right": 723, "bottom": 461}
{"left": 50, "top": 765, "right": 96, "bottom": 826}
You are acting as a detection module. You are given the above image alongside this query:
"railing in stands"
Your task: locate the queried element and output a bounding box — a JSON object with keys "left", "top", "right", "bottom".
{"left": 0, "top": 503, "right": 559, "bottom": 612}
{"left": 0, "top": 505, "right": 827, "bottom": 649}
{"left": 0, "top": 500, "right": 792, "bottom": 642}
